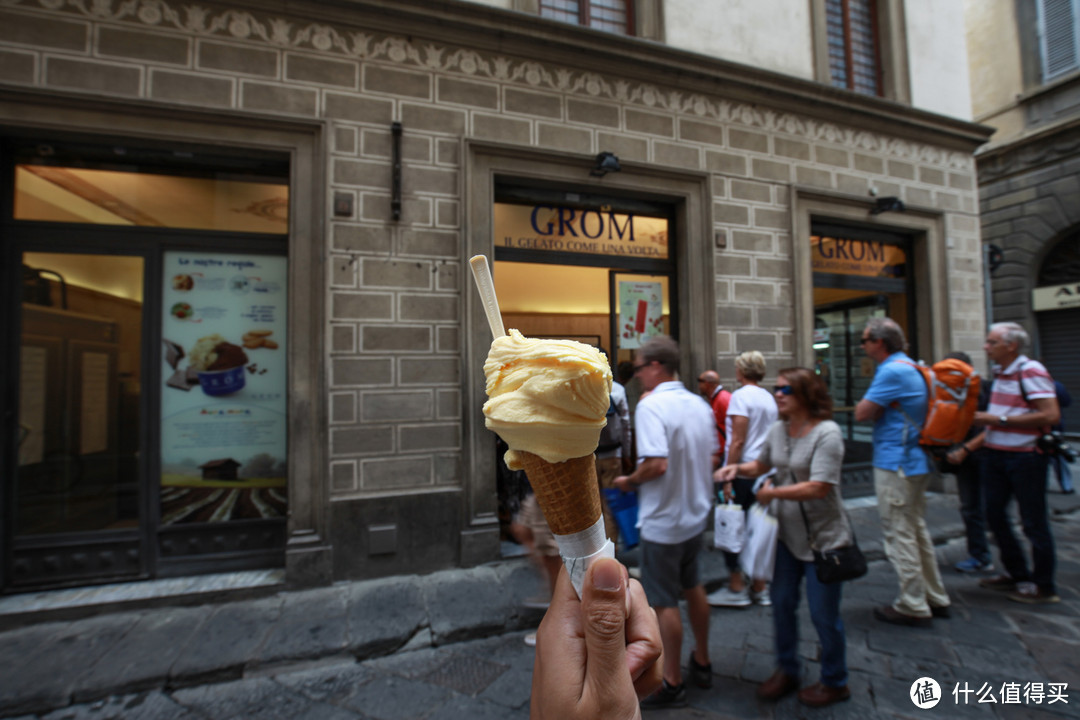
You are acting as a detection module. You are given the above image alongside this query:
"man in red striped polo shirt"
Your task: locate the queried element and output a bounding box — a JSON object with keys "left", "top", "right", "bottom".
{"left": 970, "top": 322, "right": 1061, "bottom": 604}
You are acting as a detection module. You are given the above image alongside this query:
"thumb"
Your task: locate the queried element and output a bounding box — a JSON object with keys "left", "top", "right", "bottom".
{"left": 580, "top": 557, "right": 631, "bottom": 695}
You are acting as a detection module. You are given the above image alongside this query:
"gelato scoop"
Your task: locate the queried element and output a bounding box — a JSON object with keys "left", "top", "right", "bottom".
{"left": 188, "top": 334, "right": 249, "bottom": 372}
{"left": 483, "top": 329, "right": 612, "bottom": 468}
{"left": 483, "top": 329, "right": 612, "bottom": 537}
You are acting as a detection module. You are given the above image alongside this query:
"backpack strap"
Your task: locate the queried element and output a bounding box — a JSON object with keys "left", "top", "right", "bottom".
{"left": 890, "top": 359, "right": 930, "bottom": 454}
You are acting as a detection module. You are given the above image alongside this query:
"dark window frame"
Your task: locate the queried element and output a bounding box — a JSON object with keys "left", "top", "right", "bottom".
{"left": 826, "top": 0, "right": 884, "bottom": 96}
{"left": 539, "top": 0, "right": 636, "bottom": 36}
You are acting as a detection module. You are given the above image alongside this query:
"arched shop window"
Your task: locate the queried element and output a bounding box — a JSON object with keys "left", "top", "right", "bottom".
{"left": 1034, "top": 232, "right": 1080, "bottom": 431}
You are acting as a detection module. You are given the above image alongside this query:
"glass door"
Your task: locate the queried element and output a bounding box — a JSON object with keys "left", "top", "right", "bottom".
{"left": 14, "top": 252, "right": 146, "bottom": 586}
{"left": 811, "top": 222, "right": 914, "bottom": 497}
{"left": 814, "top": 298, "right": 886, "bottom": 497}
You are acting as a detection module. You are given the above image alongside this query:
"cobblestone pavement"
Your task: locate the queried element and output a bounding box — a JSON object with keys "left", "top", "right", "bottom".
{"left": 3, "top": 500, "right": 1078, "bottom": 720}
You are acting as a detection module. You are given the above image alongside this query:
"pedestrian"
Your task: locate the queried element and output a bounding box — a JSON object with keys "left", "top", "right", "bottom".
{"left": 715, "top": 367, "right": 851, "bottom": 708}
{"left": 854, "top": 317, "right": 951, "bottom": 627}
{"left": 938, "top": 351, "right": 995, "bottom": 574}
{"left": 708, "top": 351, "right": 778, "bottom": 608}
{"left": 614, "top": 336, "right": 718, "bottom": 709}
{"left": 530, "top": 557, "right": 663, "bottom": 720}
{"left": 1049, "top": 379, "right": 1074, "bottom": 494}
{"left": 971, "top": 322, "right": 1061, "bottom": 604}
{"left": 595, "top": 347, "right": 633, "bottom": 545}
{"left": 697, "top": 369, "right": 731, "bottom": 459}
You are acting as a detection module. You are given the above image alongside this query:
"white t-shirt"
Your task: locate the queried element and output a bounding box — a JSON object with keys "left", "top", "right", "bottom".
{"left": 724, "top": 384, "right": 779, "bottom": 467}
{"left": 634, "top": 381, "right": 719, "bottom": 544}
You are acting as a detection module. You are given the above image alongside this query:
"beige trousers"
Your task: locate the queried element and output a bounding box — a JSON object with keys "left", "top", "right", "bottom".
{"left": 874, "top": 468, "right": 950, "bottom": 617}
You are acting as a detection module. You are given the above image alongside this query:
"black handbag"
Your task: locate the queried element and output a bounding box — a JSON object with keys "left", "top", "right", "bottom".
{"left": 799, "top": 502, "right": 867, "bottom": 584}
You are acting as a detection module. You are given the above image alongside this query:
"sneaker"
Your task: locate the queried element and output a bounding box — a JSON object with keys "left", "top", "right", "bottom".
{"left": 1008, "top": 581, "right": 1061, "bottom": 605}
{"left": 979, "top": 575, "right": 1018, "bottom": 592}
{"left": 640, "top": 680, "right": 687, "bottom": 709}
{"left": 955, "top": 556, "right": 994, "bottom": 573}
{"left": 686, "top": 651, "right": 712, "bottom": 689}
{"left": 751, "top": 585, "right": 772, "bottom": 606}
{"left": 523, "top": 633, "right": 537, "bottom": 647}
{"left": 706, "top": 586, "right": 751, "bottom": 608}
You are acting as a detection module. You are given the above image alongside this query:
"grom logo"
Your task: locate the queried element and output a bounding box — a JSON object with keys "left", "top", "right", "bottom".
{"left": 494, "top": 203, "right": 669, "bottom": 259}
{"left": 811, "top": 235, "right": 906, "bottom": 278}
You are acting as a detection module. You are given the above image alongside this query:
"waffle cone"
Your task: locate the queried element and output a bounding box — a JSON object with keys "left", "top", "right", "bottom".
{"left": 519, "top": 452, "right": 601, "bottom": 535}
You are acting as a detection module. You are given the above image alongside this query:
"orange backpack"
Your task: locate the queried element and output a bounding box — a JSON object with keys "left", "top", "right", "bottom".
{"left": 897, "top": 359, "right": 981, "bottom": 447}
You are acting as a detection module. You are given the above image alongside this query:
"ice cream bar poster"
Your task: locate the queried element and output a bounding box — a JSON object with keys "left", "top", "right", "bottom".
{"left": 158, "top": 251, "right": 288, "bottom": 526}
{"left": 618, "top": 281, "right": 664, "bottom": 349}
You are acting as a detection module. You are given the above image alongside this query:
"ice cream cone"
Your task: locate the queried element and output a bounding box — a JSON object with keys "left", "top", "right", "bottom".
{"left": 518, "top": 451, "right": 601, "bottom": 536}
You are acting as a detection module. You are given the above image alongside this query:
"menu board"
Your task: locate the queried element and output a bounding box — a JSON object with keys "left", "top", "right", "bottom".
{"left": 159, "top": 251, "right": 288, "bottom": 525}
{"left": 618, "top": 281, "right": 664, "bottom": 349}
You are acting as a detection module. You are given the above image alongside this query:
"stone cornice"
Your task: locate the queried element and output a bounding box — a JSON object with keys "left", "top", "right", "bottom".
{"left": 976, "top": 115, "right": 1080, "bottom": 183}
{"left": 1, "top": 0, "right": 993, "bottom": 167}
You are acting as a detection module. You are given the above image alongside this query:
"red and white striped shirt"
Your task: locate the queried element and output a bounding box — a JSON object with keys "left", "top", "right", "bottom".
{"left": 985, "top": 355, "right": 1056, "bottom": 451}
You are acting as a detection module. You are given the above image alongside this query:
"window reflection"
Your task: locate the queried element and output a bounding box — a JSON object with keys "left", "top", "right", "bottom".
{"left": 18, "top": 253, "right": 143, "bottom": 535}
{"left": 15, "top": 166, "right": 288, "bottom": 233}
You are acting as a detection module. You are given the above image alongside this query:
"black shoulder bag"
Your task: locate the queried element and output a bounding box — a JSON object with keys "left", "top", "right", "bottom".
{"left": 799, "top": 501, "right": 867, "bottom": 584}
{"left": 789, "top": 429, "right": 867, "bottom": 584}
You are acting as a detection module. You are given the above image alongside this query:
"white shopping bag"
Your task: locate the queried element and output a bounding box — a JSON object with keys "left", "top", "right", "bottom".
{"left": 713, "top": 501, "right": 746, "bottom": 553}
{"left": 740, "top": 503, "right": 778, "bottom": 581}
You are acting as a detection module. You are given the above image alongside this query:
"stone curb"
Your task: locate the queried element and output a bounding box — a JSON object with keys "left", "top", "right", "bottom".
{"left": 5, "top": 491, "right": 1079, "bottom": 716}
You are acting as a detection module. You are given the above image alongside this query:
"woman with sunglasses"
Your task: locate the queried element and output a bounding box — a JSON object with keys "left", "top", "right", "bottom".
{"left": 715, "top": 367, "right": 851, "bottom": 708}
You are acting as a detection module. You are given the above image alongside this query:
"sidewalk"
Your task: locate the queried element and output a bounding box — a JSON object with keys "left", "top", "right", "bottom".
{"left": 1, "top": 489, "right": 1078, "bottom": 718}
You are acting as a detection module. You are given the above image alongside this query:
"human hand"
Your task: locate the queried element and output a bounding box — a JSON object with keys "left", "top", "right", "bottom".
{"left": 755, "top": 479, "right": 774, "bottom": 505}
{"left": 613, "top": 475, "right": 632, "bottom": 493}
{"left": 714, "top": 464, "right": 738, "bottom": 484}
{"left": 530, "top": 558, "right": 663, "bottom": 720}
{"left": 945, "top": 446, "right": 967, "bottom": 465}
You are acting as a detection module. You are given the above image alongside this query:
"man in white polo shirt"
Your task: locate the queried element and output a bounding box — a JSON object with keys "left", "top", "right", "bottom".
{"left": 970, "top": 322, "right": 1061, "bottom": 604}
{"left": 615, "top": 336, "right": 719, "bottom": 709}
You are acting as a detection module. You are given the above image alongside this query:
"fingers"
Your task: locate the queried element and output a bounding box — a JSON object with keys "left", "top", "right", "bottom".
{"left": 579, "top": 558, "right": 635, "bottom": 699}
{"left": 624, "top": 578, "right": 664, "bottom": 699}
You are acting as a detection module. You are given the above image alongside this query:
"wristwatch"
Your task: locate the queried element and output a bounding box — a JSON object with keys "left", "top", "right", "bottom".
{"left": 999, "top": 415, "right": 1008, "bottom": 426}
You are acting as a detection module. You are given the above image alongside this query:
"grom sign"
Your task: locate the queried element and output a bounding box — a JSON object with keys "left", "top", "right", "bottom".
{"left": 811, "top": 235, "right": 906, "bottom": 278}
{"left": 494, "top": 203, "right": 669, "bottom": 260}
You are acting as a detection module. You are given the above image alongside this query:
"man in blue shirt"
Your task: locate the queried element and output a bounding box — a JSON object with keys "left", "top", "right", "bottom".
{"left": 855, "top": 317, "right": 951, "bottom": 627}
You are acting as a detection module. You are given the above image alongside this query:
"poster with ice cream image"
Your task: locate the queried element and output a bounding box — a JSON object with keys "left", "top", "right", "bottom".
{"left": 618, "top": 280, "right": 664, "bottom": 349}
{"left": 159, "top": 251, "right": 287, "bottom": 525}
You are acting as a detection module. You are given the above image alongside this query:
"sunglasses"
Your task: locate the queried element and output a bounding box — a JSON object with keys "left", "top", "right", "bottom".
{"left": 773, "top": 385, "right": 794, "bottom": 395}
{"left": 859, "top": 337, "right": 874, "bottom": 345}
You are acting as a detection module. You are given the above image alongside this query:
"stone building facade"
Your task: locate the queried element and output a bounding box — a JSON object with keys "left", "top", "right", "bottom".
{"left": 0, "top": 0, "right": 989, "bottom": 593}
{"left": 965, "top": 0, "right": 1080, "bottom": 429}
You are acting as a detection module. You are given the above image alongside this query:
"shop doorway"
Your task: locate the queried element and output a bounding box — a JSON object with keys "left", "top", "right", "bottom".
{"left": 1035, "top": 231, "right": 1080, "bottom": 433}
{"left": 811, "top": 222, "right": 916, "bottom": 497}
{"left": 3, "top": 137, "right": 290, "bottom": 591}
{"left": 491, "top": 186, "right": 676, "bottom": 543}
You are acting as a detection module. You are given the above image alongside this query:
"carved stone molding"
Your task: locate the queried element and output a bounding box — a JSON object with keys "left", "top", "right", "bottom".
{"left": 978, "top": 121, "right": 1080, "bottom": 183}
{"left": 1, "top": 0, "right": 975, "bottom": 170}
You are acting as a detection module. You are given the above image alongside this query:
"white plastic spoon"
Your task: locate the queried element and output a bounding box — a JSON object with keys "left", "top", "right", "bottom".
{"left": 469, "top": 254, "right": 506, "bottom": 339}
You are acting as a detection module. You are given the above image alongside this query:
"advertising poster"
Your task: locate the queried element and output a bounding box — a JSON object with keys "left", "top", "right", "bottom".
{"left": 160, "top": 251, "right": 287, "bottom": 525}
{"left": 618, "top": 281, "right": 664, "bottom": 349}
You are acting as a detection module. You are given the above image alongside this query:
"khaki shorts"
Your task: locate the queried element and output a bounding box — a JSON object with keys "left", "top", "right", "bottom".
{"left": 517, "top": 493, "right": 558, "bottom": 557}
